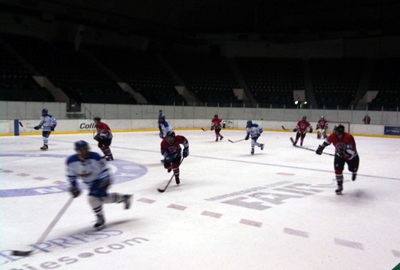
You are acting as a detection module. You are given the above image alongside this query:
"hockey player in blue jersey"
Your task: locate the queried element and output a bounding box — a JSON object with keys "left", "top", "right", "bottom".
{"left": 159, "top": 114, "right": 174, "bottom": 139}
{"left": 67, "top": 141, "right": 132, "bottom": 230}
{"left": 34, "top": 108, "right": 57, "bottom": 150}
{"left": 245, "top": 120, "right": 265, "bottom": 155}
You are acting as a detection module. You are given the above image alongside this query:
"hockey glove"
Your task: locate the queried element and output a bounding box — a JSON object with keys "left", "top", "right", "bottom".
{"left": 183, "top": 147, "right": 189, "bottom": 158}
{"left": 159, "top": 132, "right": 164, "bottom": 139}
{"left": 245, "top": 135, "right": 249, "bottom": 140}
{"left": 51, "top": 126, "right": 55, "bottom": 131}
{"left": 293, "top": 128, "right": 297, "bottom": 132}
{"left": 316, "top": 145, "right": 324, "bottom": 155}
{"left": 309, "top": 128, "right": 313, "bottom": 133}
{"left": 94, "top": 134, "right": 101, "bottom": 141}
{"left": 70, "top": 186, "right": 81, "bottom": 198}
{"left": 34, "top": 126, "right": 40, "bottom": 130}
{"left": 211, "top": 126, "right": 215, "bottom": 131}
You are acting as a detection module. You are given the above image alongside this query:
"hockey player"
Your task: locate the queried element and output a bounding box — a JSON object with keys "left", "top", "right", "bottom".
{"left": 94, "top": 117, "right": 114, "bottom": 161}
{"left": 159, "top": 114, "right": 173, "bottom": 139}
{"left": 292, "top": 116, "right": 313, "bottom": 146}
{"left": 316, "top": 125, "right": 360, "bottom": 195}
{"left": 245, "top": 120, "right": 264, "bottom": 155}
{"left": 161, "top": 131, "right": 189, "bottom": 185}
{"left": 211, "top": 114, "right": 224, "bottom": 141}
{"left": 67, "top": 140, "right": 132, "bottom": 230}
{"left": 34, "top": 108, "right": 57, "bottom": 151}
{"left": 316, "top": 116, "right": 328, "bottom": 139}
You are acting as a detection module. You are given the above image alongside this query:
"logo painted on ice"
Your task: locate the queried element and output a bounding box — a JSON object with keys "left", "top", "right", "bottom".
{"left": 0, "top": 154, "right": 148, "bottom": 198}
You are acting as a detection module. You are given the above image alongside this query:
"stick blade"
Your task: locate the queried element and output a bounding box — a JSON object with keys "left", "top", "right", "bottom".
{"left": 12, "top": 250, "right": 33, "bottom": 257}
{"left": 157, "top": 188, "right": 165, "bottom": 193}
{"left": 228, "top": 139, "right": 234, "bottom": 143}
{"left": 201, "top": 128, "right": 206, "bottom": 131}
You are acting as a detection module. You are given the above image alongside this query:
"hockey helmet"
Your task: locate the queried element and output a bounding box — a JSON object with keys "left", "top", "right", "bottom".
{"left": 214, "top": 114, "right": 218, "bottom": 118}
{"left": 302, "top": 116, "right": 307, "bottom": 120}
{"left": 334, "top": 124, "right": 345, "bottom": 134}
{"left": 94, "top": 116, "right": 101, "bottom": 122}
{"left": 74, "top": 140, "right": 89, "bottom": 151}
{"left": 320, "top": 115, "right": 324, "bottom": 119}
{"left": 166, "top": 131, "right": 175, "bottom": 138}
{"left": 42, "top": 108, "right": 48, "bottom": 116}
{"left": 246, "top": 120, "right": 253, "bottom": 127}
{"left": 159, "top": 114, "right": 166, "bottom": 120}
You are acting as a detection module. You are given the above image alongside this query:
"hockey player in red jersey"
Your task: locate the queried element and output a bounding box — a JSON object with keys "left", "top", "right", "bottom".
{"left": 292, "top": 116, "right": 313, "bottom": 146}
{"left": 316, "top": 116, "right": 328, "bottom": 139}
{"left": 316, "top": 124, "right": 360, "bottom": 195}
{"left": 161, "top": 131, "right": 189, "bottom": 185}
{"left": 94, "top": 117, "right": 114, "bottom": 161}
{"left": 211, "top": 114, "right": 224, "bottom": 141}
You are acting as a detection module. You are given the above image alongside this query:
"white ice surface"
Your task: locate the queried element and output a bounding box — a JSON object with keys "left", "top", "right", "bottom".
{"left": 0, "top": 130, "right": 400, "bottom": 270}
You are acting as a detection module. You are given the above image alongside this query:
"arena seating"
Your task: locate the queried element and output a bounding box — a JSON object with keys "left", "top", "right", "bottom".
{"left": 236, "top": 57, "right": 304, "bottom": 108}
{"left": 89, "top": 46, "right": 184, "bottom": 105}
{"left": 367, "top": 58, "right": 400, "bottom": 111}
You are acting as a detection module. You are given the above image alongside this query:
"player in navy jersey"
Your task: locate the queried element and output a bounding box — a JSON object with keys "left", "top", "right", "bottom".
{"left": 34, "top": 108, "right": 57, "bottom": 150}
{"left": 316, "top": 125, "right": 360, "bottom": 194}
{"left": 67, "top": 141, "right": 132, "bottom": 230}
{"left": 161, "top": 131, "right": 189, "bottom": 185}
{"left": 245, "top": 120, "right": 264, "bottom": 155}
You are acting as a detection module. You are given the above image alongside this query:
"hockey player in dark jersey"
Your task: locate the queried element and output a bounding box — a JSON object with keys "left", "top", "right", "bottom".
{"left": 94, "top": 117, "right": 114, "bottom": 161}
{"left": 292, "top": 116, "right": 313, "bottom": 146}
{"left": 160, "top": 131, "right": 189, "bottom": 185}
{"left": 316, "top": 124, "right": 360, "bottom": 195}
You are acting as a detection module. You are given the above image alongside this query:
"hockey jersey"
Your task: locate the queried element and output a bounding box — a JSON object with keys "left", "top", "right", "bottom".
{"left": 161, "top": 135, "right": 188, "bottom": 157}
{"left": 211, "top": 118, "right": 223, "bottom": 129}
{"left": 96, "top": 122, "right": 113, "bottom": 139}
{"left": 66, "top": 152, "right": 109, "bottom": 187}
{"left": 324, "top": 132, "right": 358, "bottom": 160}
{"left": 246, "top": 123, "right": 263, "bottom": 139}
{"left": 295, "top": 120, "right": 312, "bottom": 134}
{"left": 160, "top": 121, "right": 173, "bottom": 138}
{"left": 317, "top": 119, "right": 328, "bottom": 130}
{"left": 38, "top": 115, "right": 57, "bottom": 132}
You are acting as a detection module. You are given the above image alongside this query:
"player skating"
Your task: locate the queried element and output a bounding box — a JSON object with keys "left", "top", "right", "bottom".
{"left": 292, "top": 116, "right": 313, "bottom": 146}
{"left": 211, "top": 114, "right": 224, "bottom": 141}
{"left": 94, "top": 117, "right": 114, "bottom": 161}
{"left": 159, "top": 114, "right": 173, "bottom": 139}
{"left": 315, "top": 125, "right": 360, "bottom": 195}
{"left": 161, "top": 131, "right": 189, "bottom": 185}
{"left": 316, "top": 116, "right": 328, "bottom": 139}
{"left": 67, "top": 141, "right": 132, "bottom": 230}
{"left": 34, "top": 108, "right": 57, "bottom": 151}
{"left": 245, "top": 120, "right": 264, "bottom": 155}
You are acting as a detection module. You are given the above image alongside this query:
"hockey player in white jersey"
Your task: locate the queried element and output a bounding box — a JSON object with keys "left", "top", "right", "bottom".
{"left": 67, "top": 141, "right": 132, "bottom": 230}
{"left": 34, "top": 108, "right": 57, "bottom": 150}
{"left": 245, "top": 120, "right": 264, "bottom": 155}
{"left": 159, "top": 114, "right": 173, "bottom": 139}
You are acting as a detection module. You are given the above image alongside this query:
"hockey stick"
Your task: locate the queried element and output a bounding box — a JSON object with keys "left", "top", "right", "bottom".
{"left": 158, "top": 158, "right": 185, "bottom": 193}
{"left": 281, "top": 125, "right": 287, "bottom": 130}
{"left": 201, "top": 128, "right": 208, "bottom": 131}
{"left": 228, "top": 139, "right": 246, "bottom": 143}
{"left": 18, "top": 122, "right": 36, "bottom": 129}
{"left": 290, "top": 138, "right": 334, "bottom": 156}
{"left": 11, "top": 197, "right": 74, "bottom": 257}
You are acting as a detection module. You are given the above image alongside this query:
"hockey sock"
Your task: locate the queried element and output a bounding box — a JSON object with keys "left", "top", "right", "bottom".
{"left": 103, "top": 146, "right": 112, "bottom": 157}
{"left": 104, "top": 193, "right": 123, "bottom": 204}
{"left": 173, "top": 168, "right": 180, "bottom": 177}
{"left": 43, "top": 137, "right": 49, "bottom": 145}
{"left": 89, "top": 196, "right": 104, "bottom": 216}
{"left": 336, "top": 173, "right": 344, "bottom": 186}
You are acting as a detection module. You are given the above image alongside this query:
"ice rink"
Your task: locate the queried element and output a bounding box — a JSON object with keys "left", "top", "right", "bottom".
{"left": 1, "top": 129, "right": 400, "bottom": 270}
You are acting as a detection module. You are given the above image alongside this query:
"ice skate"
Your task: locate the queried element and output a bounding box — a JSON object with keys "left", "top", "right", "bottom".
{"left": 40, "top": 144, "right": 48, "bottom": 151}
{"left": 335, "top": 185, "right": 343, "bottom": 195}
{"left": 352, "top": 173, "right": 357, "bottom": 181}
{"left": 105, "top": 155, "right": 114, "bottom": 161}
{"left": 251, "top": 148, "right": 254, "bottom": 155}
{"left": 94, "top": 214, "right": 105, "bottom": 231}
{"left": 215, "top": 137, "right": 219, "bottom": 142}
{"left": 260, "top": 144, "right": 264, "bottom": 150}
{"left": 220, "top": 136, "right": 224, "bottom": 141}
{"left": 175, "top": 175, "right": 180, "bottom": 185}
{"left": 122, "top": 194, "right": 132, "bottom": 210}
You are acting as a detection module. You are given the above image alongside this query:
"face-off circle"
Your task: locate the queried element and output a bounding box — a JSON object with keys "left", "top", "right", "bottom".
{"left": 0, "top": 154, "right": 147, "bottom": 198}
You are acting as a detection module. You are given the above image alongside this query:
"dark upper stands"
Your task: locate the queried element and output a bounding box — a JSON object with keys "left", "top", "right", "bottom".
{"left": 367, "top": 58, "right": 400, "bottom": 111}
{"left": 88, "top": 46, "right": 183, "bottom": 105}
{"left": 310, "top": 58, "right": 365, "bottom": 109}
{"left": 3, "top": 35, "right": 136, "bottom": 104}
{"left": 0, "top": 42, "right": 53, "bottom": 102}
{"left": 164, "top": 53, "right": 240, "bottom": 106}
{"left": 236, "top": 57, "right": 304, "bottom": 108}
